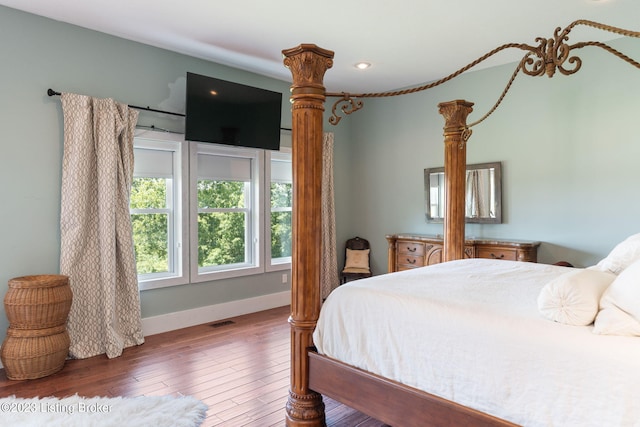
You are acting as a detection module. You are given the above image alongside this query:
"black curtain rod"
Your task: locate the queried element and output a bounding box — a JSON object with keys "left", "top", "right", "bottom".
{"left": 47, "top": 88, "right": 292, "bottom": 131}
{"left": 47, "top": 88, "right": 185, "bottom": 117}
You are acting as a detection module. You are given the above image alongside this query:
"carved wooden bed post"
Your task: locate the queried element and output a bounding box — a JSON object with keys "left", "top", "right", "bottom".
{"left": 282, "top": 44, "right": 334, "bottom": 426}
{"left": 438, "top": 100, "right": 474, "bottom": 262}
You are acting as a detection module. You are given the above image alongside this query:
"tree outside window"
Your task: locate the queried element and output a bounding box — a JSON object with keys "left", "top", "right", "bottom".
{"left": 270, "top": 181, "right": 292, "bottom": 259}
{"left": 197, "top": 180, "right": 248, "bottom": 267}
{"left": 130, "top": 177, "right": 171, "bottom": 274}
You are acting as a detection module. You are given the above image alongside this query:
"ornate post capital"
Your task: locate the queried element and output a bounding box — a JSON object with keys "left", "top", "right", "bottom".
{"left": 438, "top": 100, "right": 474, "bottom": 147}
{"left": 283, "top": 44, "right": 334, "bottom": 99}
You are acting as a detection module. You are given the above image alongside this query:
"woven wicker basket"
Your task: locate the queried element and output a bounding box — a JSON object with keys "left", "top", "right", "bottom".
{"left": 4, "top": 275, "right": 72, "bottom": 329}
{"left": 0, "top": 325, "right": 70, "bottom": 380}
{"left": 2, "top": 274, "right": 72, "bottom": 380}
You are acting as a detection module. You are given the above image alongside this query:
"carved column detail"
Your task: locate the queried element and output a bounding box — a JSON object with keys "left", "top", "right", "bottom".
{"left": 438, "top": 100, "right": 474, "bottom": 262}
{"left": 282, "top": 44, "right": 334, "bottom": 427}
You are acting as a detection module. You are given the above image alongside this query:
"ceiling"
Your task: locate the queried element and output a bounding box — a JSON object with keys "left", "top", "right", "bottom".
{"left": 2, "top": 0, "right": 639, "bottom": 93}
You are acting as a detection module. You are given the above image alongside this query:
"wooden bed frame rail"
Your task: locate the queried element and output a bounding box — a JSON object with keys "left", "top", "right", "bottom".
{"left": 283, "top": 44, "right": 477, "bottom": 426}
{"left": 308, "top": 350, "right": 516, "bottom": 427}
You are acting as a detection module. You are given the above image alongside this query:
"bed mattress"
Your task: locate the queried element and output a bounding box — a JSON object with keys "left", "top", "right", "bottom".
{"left": 313, "top": 259, "right": 640, "bottom": 427}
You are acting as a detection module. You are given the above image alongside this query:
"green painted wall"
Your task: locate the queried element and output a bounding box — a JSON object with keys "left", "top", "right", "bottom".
{"left": 340, "top": 37, "right": 640, "bottom": 273}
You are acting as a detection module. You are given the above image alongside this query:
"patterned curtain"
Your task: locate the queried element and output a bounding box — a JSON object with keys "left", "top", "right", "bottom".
{"left": 320, "top": 132, "right": 339, "bottom": 300}
{"left": 60, "top": 93, "right": 144, "bottom": 359}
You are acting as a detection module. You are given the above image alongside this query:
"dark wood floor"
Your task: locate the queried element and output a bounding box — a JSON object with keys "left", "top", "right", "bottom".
{"left": 0, "top": 305, "right": 387, "bottom": 426}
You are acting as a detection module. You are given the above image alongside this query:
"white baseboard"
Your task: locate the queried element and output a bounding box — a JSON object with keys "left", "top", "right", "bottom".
{"left": 141, "top": 290, "right": 291, "bottom": 336}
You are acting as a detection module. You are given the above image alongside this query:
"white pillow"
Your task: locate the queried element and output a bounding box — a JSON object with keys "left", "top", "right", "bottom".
{"left": 595, "top": 232, "right": 640, "bottom": 275}
{"left": 593, "top": 258, "right": 640, "bottom": 336}
{"left": 537, "top": 269, "right": 616, "bottom": 326}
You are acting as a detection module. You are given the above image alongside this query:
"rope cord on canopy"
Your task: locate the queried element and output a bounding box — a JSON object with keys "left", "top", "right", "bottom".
{"left": 326, "top": 19, "right": 640, "bottom": 128}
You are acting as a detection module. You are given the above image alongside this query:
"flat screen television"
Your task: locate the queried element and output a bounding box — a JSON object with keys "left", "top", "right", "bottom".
{"left": 185, "top": 72, "right": 283, "bottom": 151}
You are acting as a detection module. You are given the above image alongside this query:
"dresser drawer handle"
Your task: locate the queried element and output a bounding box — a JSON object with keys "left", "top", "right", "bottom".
{"left": 406, "top": 258, "right": 416, "bottom": 264}
{"left": 490, "top": 253, "right": 505, "bottom": 259}
{"left": 406, "top": 246, "right": 417, "bottom": 252}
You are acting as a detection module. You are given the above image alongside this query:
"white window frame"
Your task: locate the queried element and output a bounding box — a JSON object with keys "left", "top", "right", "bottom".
{"left": 265, "top": 148, "right": 293, "bottom": 271}
{"left": 190, "top": 142, "right": 264, "bottom": 282}
{"left": 132, "top": 130, "right": 188, "bottom": 291}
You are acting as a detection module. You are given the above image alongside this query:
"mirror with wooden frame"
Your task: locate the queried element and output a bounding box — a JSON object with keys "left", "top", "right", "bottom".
{"left": 424, "top": 161, "right": 502, "bottom": 224}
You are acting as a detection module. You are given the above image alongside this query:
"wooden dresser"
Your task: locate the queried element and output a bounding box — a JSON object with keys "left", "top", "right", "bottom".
{"left": 386, "top": 234, "right": 540, "bottom": 272}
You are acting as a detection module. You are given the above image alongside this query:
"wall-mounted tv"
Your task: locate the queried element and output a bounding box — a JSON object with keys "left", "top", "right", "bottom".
{"left": 185, "top": 72, "right": 283, "bottom": 151}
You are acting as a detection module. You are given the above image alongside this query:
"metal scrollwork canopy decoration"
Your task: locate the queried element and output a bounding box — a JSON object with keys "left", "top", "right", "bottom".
{"left": 326, "top": 20, "right": 640, "bottom": 127}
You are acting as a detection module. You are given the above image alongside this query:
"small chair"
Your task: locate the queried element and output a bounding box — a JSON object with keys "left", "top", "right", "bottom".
{"left": 340, "top": 237, "right": 372, "bottom": 284}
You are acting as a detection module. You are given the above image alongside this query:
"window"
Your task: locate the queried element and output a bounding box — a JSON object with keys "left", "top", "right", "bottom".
{"left": 130, "top": 131, "right": 291, "bottom": 289}
{"left": 190, "top": 143, "right": 264, "bottom": 281}
{"left": 266, "top": 150, "right": 292, "bottom": 270}
{"left": 131, "top": 131, "right": 188, "bottom": 290}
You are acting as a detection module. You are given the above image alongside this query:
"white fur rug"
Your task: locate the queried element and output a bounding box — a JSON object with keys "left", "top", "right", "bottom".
{"left": 0, "top": 394, "right": 207, "bottom": 427}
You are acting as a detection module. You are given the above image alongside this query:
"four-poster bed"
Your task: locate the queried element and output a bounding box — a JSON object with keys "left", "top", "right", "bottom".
{"left": 282, "top": 21, "right": 640, "bottom": 427}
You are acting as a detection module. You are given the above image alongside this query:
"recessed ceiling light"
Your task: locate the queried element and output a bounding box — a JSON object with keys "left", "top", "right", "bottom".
{"left": 210, "top": 90, "right": 218, "bottom": 95}
{"left": 355, "top": 62, "right": 371, "bottom": 70}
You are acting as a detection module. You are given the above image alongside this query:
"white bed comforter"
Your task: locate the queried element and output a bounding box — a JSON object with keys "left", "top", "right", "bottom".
{"left": 313, "top": 259, "right": 640, "bottom": 427}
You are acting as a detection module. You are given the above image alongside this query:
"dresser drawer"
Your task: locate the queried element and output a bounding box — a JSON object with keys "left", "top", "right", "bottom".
{"left": 398, "top": 241, "right": 425, "bottom": 256}
{"left": 476, "top": 247, "right": 517, "bottom": 261}
{"left": 397, "top": 254, "right": 425, "bottom": 270}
